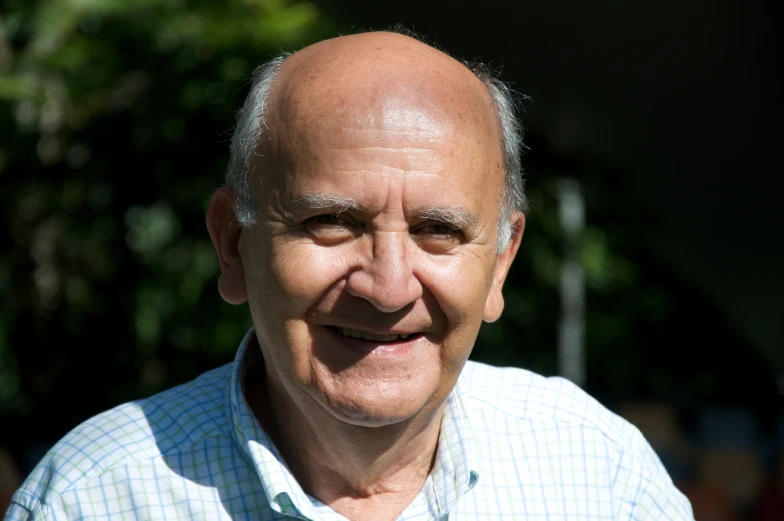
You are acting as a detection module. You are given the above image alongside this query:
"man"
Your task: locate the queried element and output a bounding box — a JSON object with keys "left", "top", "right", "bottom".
{"left": 6, "top": 31, "right": 693, "bottom": 520}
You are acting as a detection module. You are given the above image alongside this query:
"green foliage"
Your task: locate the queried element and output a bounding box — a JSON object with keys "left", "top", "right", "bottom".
{"left": 0, "top": 0, "right": 335, "bottom": 422}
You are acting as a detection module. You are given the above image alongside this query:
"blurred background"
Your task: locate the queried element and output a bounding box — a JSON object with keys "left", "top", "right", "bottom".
{"left": 0, "top": 0, "right": 781, "bottom": 519}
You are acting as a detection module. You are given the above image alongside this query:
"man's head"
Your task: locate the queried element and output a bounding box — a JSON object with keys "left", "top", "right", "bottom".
{"left": 207, "top": 31, "right": 526, "bottom": 427}
{"left": 227, "top": 31, "right": 527, "bottom": 252}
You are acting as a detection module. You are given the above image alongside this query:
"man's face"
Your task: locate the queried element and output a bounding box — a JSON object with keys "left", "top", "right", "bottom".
{"left": 216, "top": 37, "right": 522, "bottom": 427}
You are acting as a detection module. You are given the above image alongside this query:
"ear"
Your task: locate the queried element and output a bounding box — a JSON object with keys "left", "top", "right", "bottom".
{"left": 483, "top": 212, "right": 525, "bottom": 323}
{"left": 206, "top": 187, "right": 248, "bottom": 305}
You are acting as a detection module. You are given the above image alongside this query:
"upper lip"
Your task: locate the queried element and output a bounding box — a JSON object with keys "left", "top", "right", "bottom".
{"left": 323, "top": 324, "right": 429, "bottom": 337}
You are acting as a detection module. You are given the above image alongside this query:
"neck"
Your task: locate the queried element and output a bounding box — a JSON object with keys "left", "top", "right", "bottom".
{"left": 245, "top": 369, "right": 445, "bottom": 521}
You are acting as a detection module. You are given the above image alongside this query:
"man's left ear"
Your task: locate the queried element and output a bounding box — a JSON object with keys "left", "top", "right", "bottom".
{"left": 483, "top": 212, "right": 525, "bottom": 323}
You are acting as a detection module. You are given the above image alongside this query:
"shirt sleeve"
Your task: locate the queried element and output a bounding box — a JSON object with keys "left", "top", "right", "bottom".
{"left": 4, "top": 490, "right": 63, "bottom": 521}
{"left": 4, "top": 502, "right": 33, "bottom": 521}
{"left": 612, "top": 427, "right": 694, "bottom": 520}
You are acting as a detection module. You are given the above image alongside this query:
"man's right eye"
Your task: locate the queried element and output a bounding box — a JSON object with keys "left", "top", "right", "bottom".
{"left": 306, "top": 214, "right": 346, "bottom": 226}
{"left": 302, "top": 214, "right": 358, "bottom": 242}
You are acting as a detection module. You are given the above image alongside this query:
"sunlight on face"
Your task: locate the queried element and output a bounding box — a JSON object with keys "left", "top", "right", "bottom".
{"left": 237, "top": 39, "right": 513, "bottom": 427}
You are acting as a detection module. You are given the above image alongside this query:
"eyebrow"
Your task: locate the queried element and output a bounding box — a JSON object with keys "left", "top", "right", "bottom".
{"left": 417, "top": 206, "right": 478, "bottom": 231}
{"left": 292, "top": 191, "right": 363, "bottom": 216}
{"left": 291, "top": 191, "right": 478, "bottom": 231}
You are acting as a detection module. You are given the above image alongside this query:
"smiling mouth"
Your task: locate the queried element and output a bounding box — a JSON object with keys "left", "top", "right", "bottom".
{"left": 331, "top": 327, "right": 417, "bottom": 342}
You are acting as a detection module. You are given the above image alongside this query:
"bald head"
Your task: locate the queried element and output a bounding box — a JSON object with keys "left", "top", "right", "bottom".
{"left": 226, "top": 30, "right": 526, "bottom": 250}
{"left": 270, "top": 32, "right": 498, "bottom": 141}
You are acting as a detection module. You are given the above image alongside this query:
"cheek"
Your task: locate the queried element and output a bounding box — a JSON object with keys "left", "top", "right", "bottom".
{"left": 417, "top": 252, "right": 495, "bottom": 328}
{"left": 414, "top": 253, "right": 495, "bottom": 380}
{"left": 264, "top": 240, "right": 351, "bottom": 311}
{"left": 244, "top": 239, "right": 351, "bottom": 376}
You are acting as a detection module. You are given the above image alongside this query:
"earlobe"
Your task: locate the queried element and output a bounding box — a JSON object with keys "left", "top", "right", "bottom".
{"left": 482, "top": 290, "right": 505, "bottom": 323}
{"left": 218, "top": 258, "right": 248, "bottom": 305}
{"left": 206, "top": 187, "right": 248, "bottom": 305}
{"left": 483, "top": 212, "right": 526, "bottom": 323}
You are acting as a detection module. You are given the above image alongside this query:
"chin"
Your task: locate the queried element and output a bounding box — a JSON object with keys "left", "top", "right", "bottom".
{"left": 330, "top": 408, "right": 411, "bottom": 428}
{"left": 315, "top": 387, "right": 431, "bottom": 428}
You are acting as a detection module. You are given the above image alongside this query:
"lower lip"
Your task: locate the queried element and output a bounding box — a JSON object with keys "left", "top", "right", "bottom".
{"left": 323, "top": 327, "right": 424, "bottom": 357}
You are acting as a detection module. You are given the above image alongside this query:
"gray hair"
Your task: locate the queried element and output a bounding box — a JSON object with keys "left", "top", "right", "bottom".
{"left": 225, "top": 42, "right": 527, "bottom": 252}
{"left": 225, "top": 54, "right": 288, "bottom": 226}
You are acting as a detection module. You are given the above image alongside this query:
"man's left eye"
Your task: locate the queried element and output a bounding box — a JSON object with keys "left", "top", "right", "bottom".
{"left": 420, "top": 223, "right": 458, "bottom": 235}
{"left": 413, "top": 223, "right": 465, "bottom": 250}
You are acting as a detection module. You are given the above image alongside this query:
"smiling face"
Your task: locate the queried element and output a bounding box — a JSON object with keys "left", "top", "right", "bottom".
{"left": 209, "top": 33, "right": 524, "bottom": 427}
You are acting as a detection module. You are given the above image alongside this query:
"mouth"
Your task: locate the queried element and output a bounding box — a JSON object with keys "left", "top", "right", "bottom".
{"left": 327, "top": 326, "right": 423, "bottom": 343}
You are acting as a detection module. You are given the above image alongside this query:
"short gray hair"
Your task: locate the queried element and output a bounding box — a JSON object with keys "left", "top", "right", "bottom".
{"left": 225, "top": 41, "right": 527, "bottom": 252}
{"left": 225, "top": 54, "right": 288, "bottom": 226}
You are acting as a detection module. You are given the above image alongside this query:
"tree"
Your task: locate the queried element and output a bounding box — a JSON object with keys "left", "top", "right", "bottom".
{"left": 0, "top": 0, "right": 336, "bottom": 458}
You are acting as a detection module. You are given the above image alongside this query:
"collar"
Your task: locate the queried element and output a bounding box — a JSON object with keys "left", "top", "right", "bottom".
{"left": 426, "top": 375, "right": 480, "bottom": 517}
{"left": 228, "top": 328, "right": 480, "bottom": 520}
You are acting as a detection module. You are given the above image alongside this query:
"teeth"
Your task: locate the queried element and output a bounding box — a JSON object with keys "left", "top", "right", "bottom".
{"left": 338, "top": 328, "right": 413, "bottom": 342}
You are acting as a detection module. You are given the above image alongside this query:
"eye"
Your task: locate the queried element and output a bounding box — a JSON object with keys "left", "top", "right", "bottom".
{"left": 413, "top": 221, "right": 465, "bottom": 250}
{"left": 307, "top": 214, "right": 346, "bottom": 226}
{"left": 419, "top": 223, "right": 460, "bottom": 236}
{"left": 302, "top": 213, "right": 359, "bottom": 242}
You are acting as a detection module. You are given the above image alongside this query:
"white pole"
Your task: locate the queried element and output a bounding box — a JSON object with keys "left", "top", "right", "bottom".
{"left": 557, "top": 178, "right": 586, "bottom": 387}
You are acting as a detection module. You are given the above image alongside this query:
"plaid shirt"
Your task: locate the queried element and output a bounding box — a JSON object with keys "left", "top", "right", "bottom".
{"left": 6, "top": 330, "right": 693, "bottom": 520}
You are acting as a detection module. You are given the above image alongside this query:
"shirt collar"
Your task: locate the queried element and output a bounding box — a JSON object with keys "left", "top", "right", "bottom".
{"left": 228, "top": 329, "right": 319, "bottom": 520}
{"left": 228, "top": 328, "right": 480, "bottom": 520}
{"left": 426, "top": 373, "right": 480, "bottom": 517}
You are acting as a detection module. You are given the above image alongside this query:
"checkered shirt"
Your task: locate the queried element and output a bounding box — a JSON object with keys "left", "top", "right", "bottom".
{"left": 6, "top": 330, "right": 693, "bottom": 520}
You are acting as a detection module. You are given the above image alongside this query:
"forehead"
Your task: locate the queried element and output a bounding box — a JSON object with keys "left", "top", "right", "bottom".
{"left": 273, "top": 86, "right": 497, "bottom": 179}
{"left": 258, "top": 34, "right": 505, "bottom": 208}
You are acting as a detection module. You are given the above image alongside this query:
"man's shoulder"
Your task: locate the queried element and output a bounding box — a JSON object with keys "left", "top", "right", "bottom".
{"left": 17, "top": 363, "right": 234, "bottom": 503}
{"left": 454, "top": 364, "right": 693, "bottom": 518}
{"left": 458, "top": 360, "right": 644, "bottom": 452}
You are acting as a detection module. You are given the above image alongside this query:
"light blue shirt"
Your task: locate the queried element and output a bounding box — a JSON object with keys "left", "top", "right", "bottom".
{"left": 6, "top": 330, "right": 693, "bottom": 520}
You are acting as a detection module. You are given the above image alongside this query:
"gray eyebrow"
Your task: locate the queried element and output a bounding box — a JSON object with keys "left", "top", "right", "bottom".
{"left": 293, "top": 191, "right": 363, "bottom": 215}
{"left": 291, "top": 192, "right": 477, "bottom": 231}
{"left": 417, "top": 206, "right": 478, "bottom": 230}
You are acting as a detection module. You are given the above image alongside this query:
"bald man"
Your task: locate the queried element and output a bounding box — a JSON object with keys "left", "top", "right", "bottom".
{"left": 6, "top": 31, "right": 693, "bottom": 521}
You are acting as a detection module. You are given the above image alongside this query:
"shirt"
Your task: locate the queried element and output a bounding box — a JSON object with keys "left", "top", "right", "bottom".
{"left": 6, "top": 329, "right": 693, "bottom": 520}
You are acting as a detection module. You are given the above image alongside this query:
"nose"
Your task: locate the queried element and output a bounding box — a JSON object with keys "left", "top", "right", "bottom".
{"left": 346, "top": 231, "right": 423, "bottom": 313}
